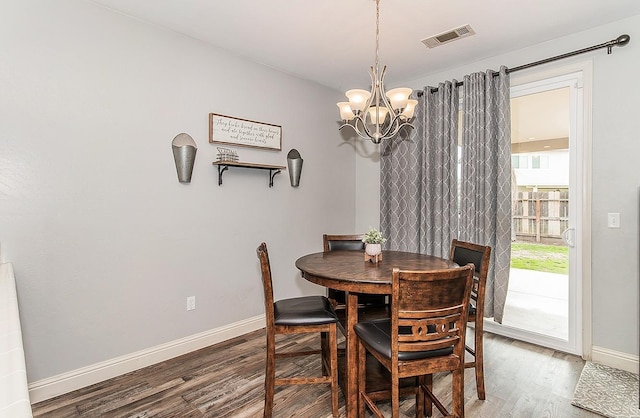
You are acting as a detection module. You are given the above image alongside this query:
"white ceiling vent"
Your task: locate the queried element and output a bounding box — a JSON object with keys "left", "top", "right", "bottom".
{"left": 421, "top": 24, "right": 476, "bottom": 48}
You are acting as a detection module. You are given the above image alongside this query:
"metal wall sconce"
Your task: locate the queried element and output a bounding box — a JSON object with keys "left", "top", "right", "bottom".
{"left": 287, "top": 149, "right": 303, "bottom": 187}
{"left": 172, "top": 133, "right": 197, "bottom": 183}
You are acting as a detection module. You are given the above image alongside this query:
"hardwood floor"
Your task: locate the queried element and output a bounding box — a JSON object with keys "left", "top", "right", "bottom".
{"left": 32, "top": 329, "right": 600, "bottom": 417}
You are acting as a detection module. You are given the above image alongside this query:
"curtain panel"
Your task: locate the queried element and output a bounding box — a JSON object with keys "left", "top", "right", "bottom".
{"left": 380, "top": 81, "right": 459, "bottom": 257}
{"left": 460, "top": 66, "right": 512, "bottom": 322}
{"left": 380, "top": 66, "right": 512, "bottom": 323}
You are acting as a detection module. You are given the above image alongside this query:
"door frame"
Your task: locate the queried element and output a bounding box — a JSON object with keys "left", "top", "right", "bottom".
{"left": 484, "top": 61, "right": 592, "bottom": 358}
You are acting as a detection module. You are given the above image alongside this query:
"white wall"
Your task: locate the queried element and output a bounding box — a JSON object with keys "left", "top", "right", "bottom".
{"left": 356, "top": 16, "right": 640, "bottom": 358}
{"left": 0, "top": 0, "right": 355, "bottom": 384}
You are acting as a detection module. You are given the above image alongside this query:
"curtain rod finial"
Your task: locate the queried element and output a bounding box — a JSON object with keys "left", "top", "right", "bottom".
{"left": 608, "top": 34, "right": 630, "bottom": 54}
{"left": 616, "top": 34, "right": 631, "bottom": 47}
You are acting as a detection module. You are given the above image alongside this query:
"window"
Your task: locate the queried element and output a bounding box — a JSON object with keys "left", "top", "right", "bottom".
{"left": 532, "top": 155, "right": 550, "bottom": 169}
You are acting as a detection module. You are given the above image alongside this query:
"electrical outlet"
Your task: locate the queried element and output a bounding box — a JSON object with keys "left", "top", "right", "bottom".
{"left": 187, "top": 296, "right": 196, "bottom": 311}
{"left": 607, "top": 213, "right": 620, "bottom": 228}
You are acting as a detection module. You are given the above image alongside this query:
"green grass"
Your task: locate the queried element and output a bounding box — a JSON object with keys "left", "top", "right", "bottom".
{"left": 511, "top": 242, "right": 568, "bottom": 274}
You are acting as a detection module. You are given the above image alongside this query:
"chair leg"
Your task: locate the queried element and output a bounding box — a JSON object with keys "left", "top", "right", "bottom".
{"left": 424, "top": 374, "right": 433, "bottom": 418}
{"left": 391, "top": 369, "right": 399, "bottom": 418}
{"left": 329, "top": 325, "right": 339, "bottom": 417}
{"left": 451, "top": 366, "right": 465, "bottom": 418}
{"left": 358, "top": 341, "right": 366, "bottom": 418}
{"left": 263, "top": 333, "right": 276, "bottom": 418}
{"left": 321, "top": 331, "right": 329, "bottom": 376}
{"left": 475, "top": 326, "right": 486, "bottom": 400}
{"left": 416, "top": 375, "right": 425, "bottom": 418}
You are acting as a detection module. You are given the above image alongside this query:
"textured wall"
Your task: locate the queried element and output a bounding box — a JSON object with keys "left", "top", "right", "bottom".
{"left": 0, "top": 0, "right": 355, "bottom": 382}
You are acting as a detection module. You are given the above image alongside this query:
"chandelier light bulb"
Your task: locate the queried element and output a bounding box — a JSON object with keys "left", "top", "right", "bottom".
{"left": 367, "top": 106, "right": 389, "bottom": 125}
{"left": 401, "top": 99, "right": 418, "bottom": 120}
{"left": 345, "top": 89, "right": 372, "bottom": 113}
{"left": 337, "top": 102, "right": 355, "bottom": 121}
{"left": 385, "top": 88, "right": 412, "bottom": 110}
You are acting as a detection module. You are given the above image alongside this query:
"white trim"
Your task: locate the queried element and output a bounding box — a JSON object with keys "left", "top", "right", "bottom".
{"left": 28, "top": 315, "right": 266, "bottom": 404}
{"left": 591, "top": 346, "right": 640, "bottom": 374}
{"left": 579, "top": 61, "right": 593, "bottom": 360}
{"left": 483, "top": 322, "right": 581, "bottom": 355}
{"left": 506, "top": 60, "right": 593, "bottom": 357}
{"left": 1, "top": 263, "right": 33, "bottom": 417}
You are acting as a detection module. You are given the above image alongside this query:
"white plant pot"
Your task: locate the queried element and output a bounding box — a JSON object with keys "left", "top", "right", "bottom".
{"left": 365, "top": 243, "right": 382, "bottom": 256}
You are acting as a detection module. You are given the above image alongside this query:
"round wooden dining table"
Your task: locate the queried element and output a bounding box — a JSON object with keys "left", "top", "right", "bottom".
{"left": 295, "top": 250, "right": 458, "bottom": 418}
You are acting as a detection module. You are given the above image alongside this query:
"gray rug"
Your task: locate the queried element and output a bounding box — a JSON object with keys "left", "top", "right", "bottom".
{"left": 572, "top": 361, "right": 639, "bottom": 418}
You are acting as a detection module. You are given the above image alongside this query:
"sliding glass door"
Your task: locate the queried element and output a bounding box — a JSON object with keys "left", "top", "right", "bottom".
{"left": 485, "top": 65, "right": 591, "bottom": 356}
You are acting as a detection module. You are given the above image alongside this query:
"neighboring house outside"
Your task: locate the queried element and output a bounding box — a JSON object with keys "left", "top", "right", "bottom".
{"left": 512, "top": 150, "right": 569, "bottom": 242}
{"left": 512, "top": 150, "right": 569, "bottom": 193}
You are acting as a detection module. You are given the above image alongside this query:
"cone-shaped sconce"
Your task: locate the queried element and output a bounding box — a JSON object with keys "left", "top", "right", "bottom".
{"left": 287, "top": 149, "right": 303, "bottom": 187}
{"left": 172, "top": 133, "right": 197, "bottom": 183}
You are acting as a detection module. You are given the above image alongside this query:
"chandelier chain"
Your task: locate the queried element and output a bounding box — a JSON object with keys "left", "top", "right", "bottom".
{"left": 375, "top": 0, "right": 380, "bottom": 74}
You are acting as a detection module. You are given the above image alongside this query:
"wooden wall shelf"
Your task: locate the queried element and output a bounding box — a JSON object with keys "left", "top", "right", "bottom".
{"left": 212, "top": 161, "right": 286, "bottom": 187}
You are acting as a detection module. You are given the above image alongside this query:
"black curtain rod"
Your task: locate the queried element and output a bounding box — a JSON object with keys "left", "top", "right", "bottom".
{"left": 416, "top": 34, "right": 630, "bottom": 96}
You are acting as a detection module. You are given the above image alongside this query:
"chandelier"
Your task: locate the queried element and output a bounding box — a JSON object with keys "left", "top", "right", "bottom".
{"left": 336, "top": 0, "right": 417, "bottom": 144}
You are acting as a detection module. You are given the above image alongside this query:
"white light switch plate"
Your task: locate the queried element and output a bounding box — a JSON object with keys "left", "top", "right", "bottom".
{"left": 607, "top": 213, "right": 620, "bottom": 228}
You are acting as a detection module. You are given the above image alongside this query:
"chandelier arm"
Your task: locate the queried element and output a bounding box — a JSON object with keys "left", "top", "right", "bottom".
{"left": 339, "top": 122, "right": 370, "bottom": 141}
{"left": 353, "top": 115, "right": 375, "bottom": 139}
{"left": 377, "top": 66, "right": 395, "bottom": 113}
{"left": 376, "top": 116, "right": 399, "bottom": 140}
{"left": 340, "top": 116, "right": 375, "bottom": 141}
{"left": 340, "top": 113, "right": 414, "bottom": 143}
{"left": 363, "top": 67, "right": 376, "bottom": 111}
{"left": 375, "top": 114, "right": 414, "bottom": 140}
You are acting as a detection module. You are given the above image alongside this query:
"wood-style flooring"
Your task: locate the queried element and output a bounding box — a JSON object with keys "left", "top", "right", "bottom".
{"left": 31, "top": 329, "right": 600, "bottom": 417}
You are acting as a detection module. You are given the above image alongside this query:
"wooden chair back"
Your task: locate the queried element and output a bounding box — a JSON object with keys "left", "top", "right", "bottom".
{"left": 257, "top": 243, "right": 276, "bottom": 330}
{"left": 449, "top": 239, "right": 491, "bottom": 321}
{"left": 256, "top": 242, "right": 339, "bottom": 417}
{"left": 356, "top": 264, "right": 474, "bottom": 417}
{"left": 449, "top": 239, "right": 491, "bottom": 400}
{"left": 392, "top": 265, "right": 474, "bottom": 357}
{"left": 322, "top": 234, "right": 365, "bottom": 252}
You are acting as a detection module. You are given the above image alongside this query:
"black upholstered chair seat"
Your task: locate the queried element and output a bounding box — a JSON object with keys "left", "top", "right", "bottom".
{"left": 274, "top": 296, "right": 339, "bottom": 326}
{"left": 354, "top": 318, "right": 454, "bottom": 361}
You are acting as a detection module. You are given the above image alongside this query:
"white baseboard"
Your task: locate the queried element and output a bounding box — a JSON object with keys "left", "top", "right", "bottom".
{"left": 591, "top": 345, "right": 639, "bottom": 374}
{"left": 28, "top": 314, "right": 266, "bottom": 404}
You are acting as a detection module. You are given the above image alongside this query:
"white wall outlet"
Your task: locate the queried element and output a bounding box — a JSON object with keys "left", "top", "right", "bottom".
{"left": 607, "top": 213, "right": 620, "bottom": 228}
{"left": 186, "top": 296, "right": 196, "bottom": 311}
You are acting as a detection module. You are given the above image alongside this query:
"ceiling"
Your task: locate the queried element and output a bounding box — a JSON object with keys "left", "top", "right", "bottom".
{"left": 85, "top": 1, "right": 636, "bottom": 148}
{"left": 511, "top": 87, "right": 570, "bottom": 151}
{"left": 86, "top": 0, "right": 639, "bottom": 92}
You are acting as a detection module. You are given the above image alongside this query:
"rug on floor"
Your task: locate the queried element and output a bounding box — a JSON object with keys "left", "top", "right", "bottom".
{"left": 572, "top": 361, "right": 639, "bottom": 418}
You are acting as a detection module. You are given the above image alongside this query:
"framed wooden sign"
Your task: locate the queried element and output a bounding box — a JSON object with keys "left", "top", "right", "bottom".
{"left": 209, "top": 113, "right": 282, "bottom": 151}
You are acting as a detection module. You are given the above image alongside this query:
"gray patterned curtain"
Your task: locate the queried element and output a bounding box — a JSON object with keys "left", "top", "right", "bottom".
{"left": 460, "top": 66, "right": 512, "bottom": 323}
{"left": 380, "top": 81, "right": 459, "bottom": 257}
{"left": 380, "top": 67, "right": 511, "bottom": 323}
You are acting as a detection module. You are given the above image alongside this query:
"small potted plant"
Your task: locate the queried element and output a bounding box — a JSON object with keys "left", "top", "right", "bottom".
{"left": 362, "top": 227, "right": 386, "bottom": 258}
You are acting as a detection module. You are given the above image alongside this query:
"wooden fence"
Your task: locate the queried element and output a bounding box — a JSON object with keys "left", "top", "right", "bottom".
{"left": 513, "top": 191, "right": 568, "bottom": 243}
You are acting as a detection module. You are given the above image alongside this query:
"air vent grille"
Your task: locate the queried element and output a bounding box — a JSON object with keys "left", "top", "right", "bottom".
{"left": 421, "top": 24, "right": 475, "bottom": 48}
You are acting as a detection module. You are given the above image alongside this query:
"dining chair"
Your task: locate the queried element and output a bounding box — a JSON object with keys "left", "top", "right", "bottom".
{"left": 256, "top": 242, "right": 339, "bottom": 418}
{"left": 323, "top": 234, "right": 388, "bottom": 309}
{"left": 449, "top": 239, "right": 491, "bottom": 400}
{"left": 355, "top": 264, "right": 474, "bottom": 418}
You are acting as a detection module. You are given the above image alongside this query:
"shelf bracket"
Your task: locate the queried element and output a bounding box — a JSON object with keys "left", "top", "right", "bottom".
{"left": 268, "top": 169, "right": 282, "bottom": 188}
{"left": 212, "top": 161, "right": 286, "bottom": 187}
{"left": 217, "top": 165, "right": 229, "bottom": 186}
